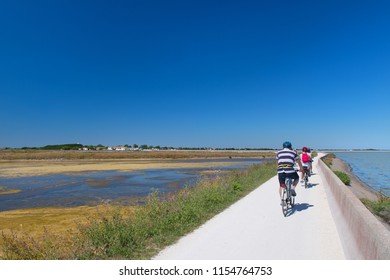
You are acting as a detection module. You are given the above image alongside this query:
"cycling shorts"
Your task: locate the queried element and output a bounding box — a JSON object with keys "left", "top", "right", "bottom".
{"left": 278, "top": 172, "right": 299, "bottom": 186}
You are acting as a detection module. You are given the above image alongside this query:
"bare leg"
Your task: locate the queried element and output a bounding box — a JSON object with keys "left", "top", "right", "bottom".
{"left": 293, "top": 178, "right": 299, "bottom": 190}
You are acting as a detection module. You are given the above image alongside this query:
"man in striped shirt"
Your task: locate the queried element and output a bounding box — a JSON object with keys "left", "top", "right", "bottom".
{"left": 276, "top": 141, "right": 303, "bottom": 199}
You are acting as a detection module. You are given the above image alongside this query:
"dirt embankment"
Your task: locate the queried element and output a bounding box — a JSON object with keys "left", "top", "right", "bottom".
{"left": 330, "top": 157, "right": 379, "bottom": 201}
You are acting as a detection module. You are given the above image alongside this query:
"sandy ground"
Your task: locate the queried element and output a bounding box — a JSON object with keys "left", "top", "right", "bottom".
{"left": 154, "top": 155, "right": 346, "bottom": 260}
{"left": 0, "top": 159, "right": 252, "bottom": 178}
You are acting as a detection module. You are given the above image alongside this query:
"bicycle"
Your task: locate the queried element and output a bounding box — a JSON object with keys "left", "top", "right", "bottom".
{"left": 281, "top": 177, "right": 295, "bottom": 217}
{"left": 303, "top": 166, "right": 310, "bottom": 188}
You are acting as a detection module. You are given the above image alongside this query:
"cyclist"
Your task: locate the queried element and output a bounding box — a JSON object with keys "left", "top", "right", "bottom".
{"left": 307, "top": 148, "right": 313, "bottom": 174}
{"left": 276, "top": 141, "right": 303, "bottom": 202}
{"left": 300, "top": 147, "right": 312, "bottom": 183}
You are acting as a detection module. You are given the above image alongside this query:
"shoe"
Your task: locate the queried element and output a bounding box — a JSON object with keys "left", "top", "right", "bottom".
{"left": 291, "top": 189, "right": 297, "bottom": 196}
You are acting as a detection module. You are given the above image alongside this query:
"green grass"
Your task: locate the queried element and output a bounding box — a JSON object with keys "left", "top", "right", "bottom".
{"left": 1, "top": 161, "right": 276, "bottom": 260}
{"left": 321, "top": 154, "right": 351, "bottom": 185}
{"left": 334, "top": 171, "right": 351, "bottom": 185}
{"left": 322, "top": 153, "right": 336, "bottom": 168}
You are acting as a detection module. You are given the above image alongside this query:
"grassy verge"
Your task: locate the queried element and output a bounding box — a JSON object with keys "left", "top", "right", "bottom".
{"left": 321, "top": 154, "right": 351, "bottom": 185}
{"left": 1, "top": 161, "right": 276, "bottom": 260}
{"left": 321, "top": 153, "right": 335, "bottom": 168}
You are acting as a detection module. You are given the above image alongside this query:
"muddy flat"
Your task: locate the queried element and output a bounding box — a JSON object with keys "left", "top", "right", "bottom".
{"left": 0, "top": 158, "right": 257, "bottom": 178}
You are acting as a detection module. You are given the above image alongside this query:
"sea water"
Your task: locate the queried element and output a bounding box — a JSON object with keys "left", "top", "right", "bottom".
{"left": 333, "top": 151, "right": 390, "bottom": 196}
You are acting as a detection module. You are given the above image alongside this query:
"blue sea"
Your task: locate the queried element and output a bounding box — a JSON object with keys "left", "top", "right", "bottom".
{"left": 333, "top": 151, "right": 390, "bottom": 196}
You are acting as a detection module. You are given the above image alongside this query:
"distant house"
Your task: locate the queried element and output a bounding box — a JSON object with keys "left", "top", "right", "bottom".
{"left": 114, "top": 146, "right": 127, "bottom": 151}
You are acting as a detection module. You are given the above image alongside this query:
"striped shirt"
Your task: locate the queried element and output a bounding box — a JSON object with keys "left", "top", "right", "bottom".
{"left": 276, "top": 148, "right": 299, "bottom": 173}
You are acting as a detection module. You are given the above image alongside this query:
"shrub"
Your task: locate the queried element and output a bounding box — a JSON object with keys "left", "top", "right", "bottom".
{"left": 334, "top": 171, "right": 351, "bottom": 185}
{"left": 361, "top": 193, "right": 390, "bottom": 225}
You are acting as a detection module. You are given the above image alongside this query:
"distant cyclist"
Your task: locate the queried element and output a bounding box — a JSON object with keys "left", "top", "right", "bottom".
{"left": 307, "top": 148, "right": 313, "bottom": 174}
{"left": 276, "top": 141, "right": 303, "bottom": 202}
{"left": 300, "top": 147, "right": 312, "bottom": 182}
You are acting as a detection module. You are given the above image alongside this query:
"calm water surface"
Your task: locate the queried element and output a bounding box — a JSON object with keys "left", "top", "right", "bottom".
{"left": 0, "top": 158, "right": 268, "bottom": 211}
{"left": 333, "top": 151, "right": 390, "bottom": 196}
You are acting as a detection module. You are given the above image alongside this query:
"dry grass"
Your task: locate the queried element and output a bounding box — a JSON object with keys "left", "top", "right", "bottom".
{"left": 0, "top": 205, "right": 138, "bottom": 258}
{"left": 0, "top": 149, "right": 275, "bottom": 160}
{"left": 0, "top": 205, "right": 135, "bottom": 236}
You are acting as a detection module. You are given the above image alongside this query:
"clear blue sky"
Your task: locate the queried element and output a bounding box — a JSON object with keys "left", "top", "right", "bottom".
{"left": 1, "top": 0, "right": 389, "bottom": 149}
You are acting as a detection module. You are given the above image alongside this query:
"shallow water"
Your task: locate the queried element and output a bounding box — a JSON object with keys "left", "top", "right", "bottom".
{"left": 333, "top": 151, "right": 390, "bottom": 196}
{"left": 0, "top": 158, "right": 267, "bottom": 211}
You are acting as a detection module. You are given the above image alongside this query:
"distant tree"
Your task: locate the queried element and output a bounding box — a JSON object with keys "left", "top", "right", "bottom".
{"left": 41, "top": 144, "right": 83, "bottom": 150}
{"left": 141, "top": 144, "right": 148, "bottom": 150}
{"left": 133, "top": 144, "right": 138, "bottom": 148}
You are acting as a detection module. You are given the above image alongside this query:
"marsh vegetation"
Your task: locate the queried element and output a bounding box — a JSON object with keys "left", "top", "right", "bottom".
{"left": 0, "top": 161, "right": 276, "bottom": 259}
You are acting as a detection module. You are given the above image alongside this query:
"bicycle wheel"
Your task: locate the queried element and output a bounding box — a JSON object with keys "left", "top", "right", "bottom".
{"left": 281, "top": 188, "right": 288, "bottom": 217}
{"left": 286, "top": 177, "right": 295, "bottom": 207}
